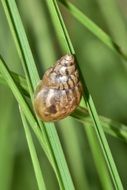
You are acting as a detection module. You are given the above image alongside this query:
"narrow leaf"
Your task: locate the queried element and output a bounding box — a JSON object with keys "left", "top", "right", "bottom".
{"left": 47, "top": 0, "right": 123, "bottom": 189}
{"left": 20, "top": 107, "right": 47, "bottom": 190}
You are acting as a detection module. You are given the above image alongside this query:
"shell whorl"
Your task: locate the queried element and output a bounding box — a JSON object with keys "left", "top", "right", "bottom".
{"left": 34, "top": 54, "right": 82, "bottom": 121}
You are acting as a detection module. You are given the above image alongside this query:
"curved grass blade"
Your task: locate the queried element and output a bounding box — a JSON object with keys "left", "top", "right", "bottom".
{"left": 0, "top": 56, "right": 71, "bottom": 189}
{"left": 0, "top": 56, "right": 52, "bottom": 164}
{"left": 0, "top": 56, "right": 127, "bottom": 189}
{"left": 1, "top": 1, "right": 75, "bottom": 189}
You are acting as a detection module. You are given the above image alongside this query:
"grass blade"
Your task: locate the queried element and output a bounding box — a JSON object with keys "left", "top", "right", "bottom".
{"left": 97, "top": 0, "right": 127, "bottom": 55}
{"left": 0, "top": 56, "right": 52, "bottom": 161}
{"left": 72, "top": 107, "right": 127, "bottom": 142}
{"left": 1, "top": 70, "right": 127, "bottom": 143}
{"left": 20, "top": 107, "right": 47, "bottom": 190}
{"left": 1, "top": 1, "right": 75, "bottom": 189}
{"left": 59, "top": 0, "right": 127, "bottom": 60}
{"left": 1, "top": 0, "right": 39, "bottom": 94}
{"left": 0, "top": 71, "right": 29, "bottom": 96}
{"left": 46, "top": 0, "right": 123, "bottom": 189}
{"left": 83, "top": 124, "right": 113, "bottom": 190}
{"left": 0, "top": 56, "right": 66, "bottom": 188}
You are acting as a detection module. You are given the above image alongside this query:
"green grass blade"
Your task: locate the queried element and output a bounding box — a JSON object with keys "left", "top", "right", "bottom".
{"left": 19, "top": 0, "right": 57, "bottom": 68}
{"left": 79, "top": 101, "right": 114, "bottom": 189}
{"left": 0, "top": 57, "right": 64, "bottom": 188}
{"left": 1, "top": 1, "right": 75, "bottom": 189}
{"left": 83, "top": 124, "right": 113, "bottom": 190}
{"left": 72, "top": 107, "right": 127, "bottom": 142}
{"left": 1, "top": 70, "right": 127, "bottom": 143}
{"left": 46, "top": 0, "right": 74, "bottom": 53}
{"left": 58, "top": 118, "right": 90, "bottom": 189}
{"left": 44, "top": 123, "right": 76, "bottom": 190}
{"left": 0, "top": 71, "right": 29, "bottom": 96}
{"left": 0, "top": 56, "right": 69, "bottom": 187}
{"left": 82, "top": 99, "right": 123, "bottom": 190}
{"left": 0, "top": 55, "right": 127, "bottom": 189}
{"left": 46, "top": 0, "right": 123, "bottom": 189}
{"left": 97, "top": 0, "right": 127, "bottom": 55}
{"left": 1, "top": 0, "right": 39, "bottom": 94}
{"left": 20, "top": 107, "right": 47, "bottom": 190}
{"left": 99, "top": 116, "right": 127, "bottom": 141}
{"left": 59, "top": 0, "right": 127, "bottom": 60}
{"left": 0, "top": 56, "right": 52, "bottom": 160}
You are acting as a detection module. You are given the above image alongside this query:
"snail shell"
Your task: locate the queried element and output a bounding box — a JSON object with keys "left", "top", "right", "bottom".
{"left": 34, "top": 54, "right": 82, "bottom": 121}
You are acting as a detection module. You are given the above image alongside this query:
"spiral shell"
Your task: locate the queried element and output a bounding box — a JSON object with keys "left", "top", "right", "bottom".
{"left": 34, "top": 54, "right": 82, "bottom": 121}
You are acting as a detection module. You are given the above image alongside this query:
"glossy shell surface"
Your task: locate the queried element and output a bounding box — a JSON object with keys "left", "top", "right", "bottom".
{"left": 34, "top": 54, "right": 82, "bottom": 121}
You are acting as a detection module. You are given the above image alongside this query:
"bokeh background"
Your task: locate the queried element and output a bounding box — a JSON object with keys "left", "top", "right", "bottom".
{"left": 0, "top": 0, "right": 127, "bottom": 189}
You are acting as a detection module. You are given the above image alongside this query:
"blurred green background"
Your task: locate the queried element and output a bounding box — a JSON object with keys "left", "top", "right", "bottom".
{"left": 0, "top": 0, "right": 127, "bottom": 189}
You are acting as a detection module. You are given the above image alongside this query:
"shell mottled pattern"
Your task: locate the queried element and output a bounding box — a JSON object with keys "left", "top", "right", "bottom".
{"left": 34, "top": 54, "right": 82, "bottom": 121}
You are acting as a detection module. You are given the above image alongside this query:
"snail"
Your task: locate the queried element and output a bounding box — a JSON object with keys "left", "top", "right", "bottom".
{"left": 34, "top": 54, "right": 82, "bottom": 121}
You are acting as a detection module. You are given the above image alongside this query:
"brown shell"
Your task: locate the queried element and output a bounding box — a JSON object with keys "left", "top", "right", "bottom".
{"left": 34, "top": 54, "right": 82, "bottom": 121}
